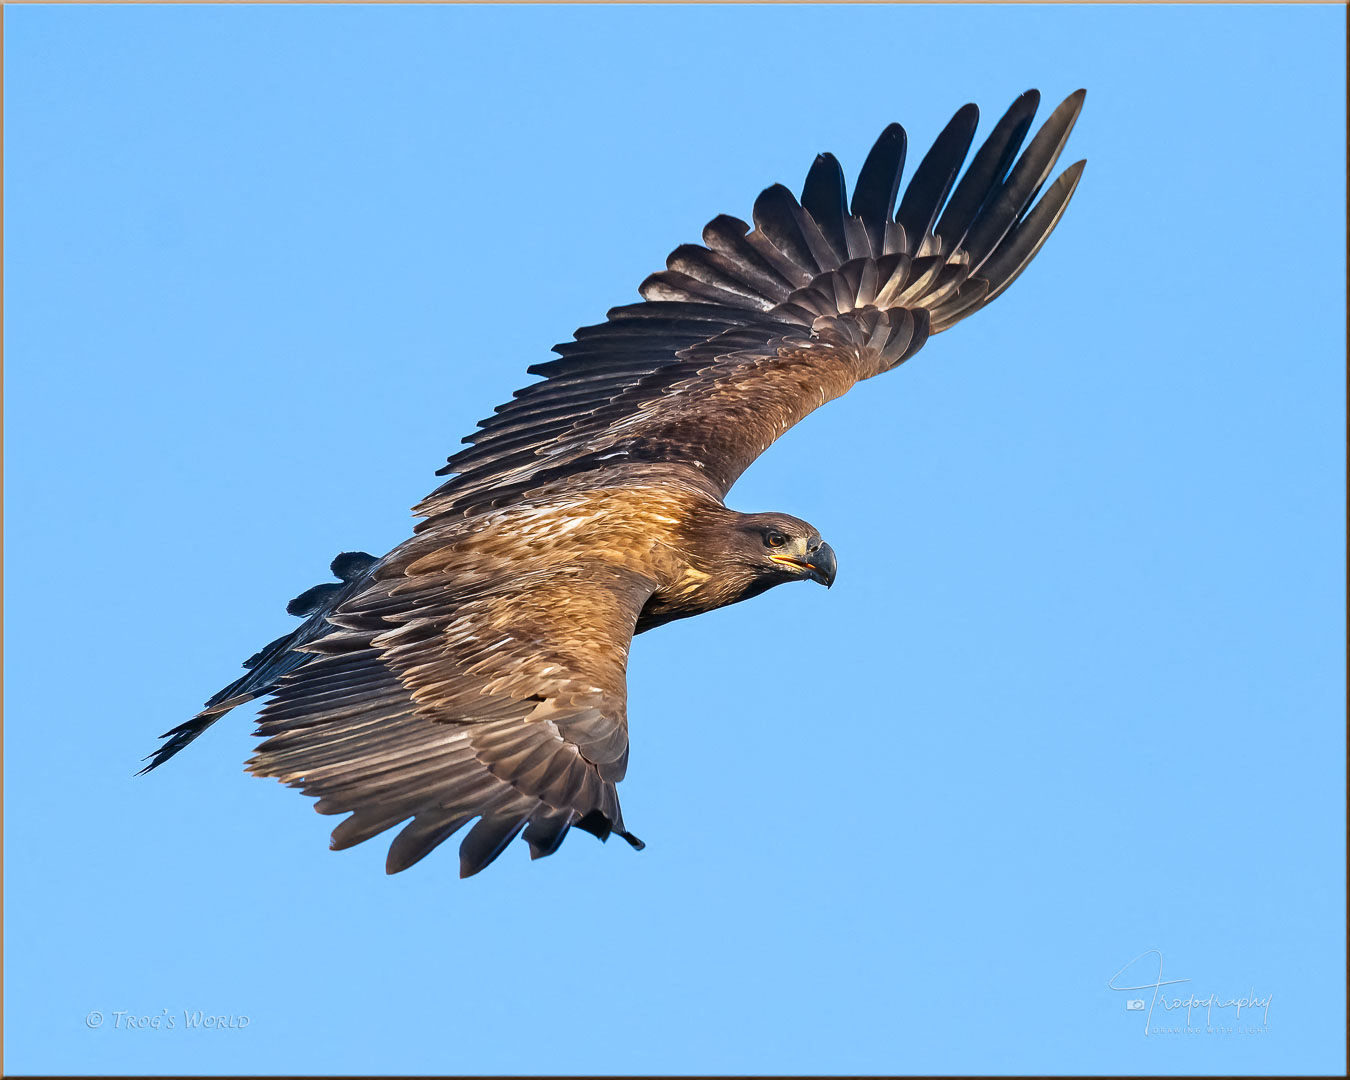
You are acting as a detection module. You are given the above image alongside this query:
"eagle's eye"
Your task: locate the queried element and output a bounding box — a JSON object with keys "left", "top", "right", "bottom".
{"left": 764, "top": 530, "right": 788, "bottom": 548}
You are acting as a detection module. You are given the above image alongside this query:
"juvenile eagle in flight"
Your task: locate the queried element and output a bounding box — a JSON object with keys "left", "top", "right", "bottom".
{"left": 144, "top": 90, "right": 1087, "bottom": 877}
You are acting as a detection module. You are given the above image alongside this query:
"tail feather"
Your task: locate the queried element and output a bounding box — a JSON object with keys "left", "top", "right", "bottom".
{"left": 138, "top": 551, "right": 379, "bottom": 774}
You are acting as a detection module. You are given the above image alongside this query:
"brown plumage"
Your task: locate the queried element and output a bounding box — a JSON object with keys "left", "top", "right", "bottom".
{"left": 143, "top": 89, "right": 1087, "bottom": 877}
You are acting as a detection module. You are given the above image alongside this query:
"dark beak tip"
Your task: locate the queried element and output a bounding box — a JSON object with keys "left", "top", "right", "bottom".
{"left": 808, "top": 541, "right": 837, "bottom": 589}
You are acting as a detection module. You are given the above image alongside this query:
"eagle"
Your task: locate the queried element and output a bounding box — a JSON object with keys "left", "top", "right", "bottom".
{"left": 143, "top": 89, "right": 1087, "bottom": 877}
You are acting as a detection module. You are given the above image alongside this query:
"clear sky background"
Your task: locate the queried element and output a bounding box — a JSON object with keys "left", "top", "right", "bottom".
{"left": 4, "top": 4, "right": 1345, "bottom": 1076}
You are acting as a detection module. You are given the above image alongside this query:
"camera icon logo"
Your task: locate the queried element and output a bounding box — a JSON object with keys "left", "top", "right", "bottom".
{"left": 1125, "top": 999, "right": 1146, "bottom": 1011}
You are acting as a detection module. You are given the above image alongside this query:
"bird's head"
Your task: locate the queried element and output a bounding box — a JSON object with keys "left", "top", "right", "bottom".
{"left": 730, "top": 512, "right": 837, "bottom": 589}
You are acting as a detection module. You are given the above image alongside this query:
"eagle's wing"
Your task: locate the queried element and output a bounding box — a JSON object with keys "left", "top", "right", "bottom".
{"left": 418, "top": 89, "right": 1085, "bottom": 522}
{"left": 246, "top": 513, "right": 658, "bottom": 877}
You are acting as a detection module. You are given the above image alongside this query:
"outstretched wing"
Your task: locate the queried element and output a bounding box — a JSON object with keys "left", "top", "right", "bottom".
{"left": 418, "top": 89, "right": 1085, "bottom": 522}
{"left": 246, "top": 510, "right": 658, "bottom": 877}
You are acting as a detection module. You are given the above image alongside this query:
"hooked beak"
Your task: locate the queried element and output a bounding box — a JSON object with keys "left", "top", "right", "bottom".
{"left": 769, "top": 539, "right": 838, "bottom": 588}
{"left": 804, "top": 541, "right": 837, "bottom": 588}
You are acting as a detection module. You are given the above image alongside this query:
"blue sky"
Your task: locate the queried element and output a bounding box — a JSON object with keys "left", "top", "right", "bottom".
{"left": 3, "top": 4, "right": 1344, "bottom": 1076}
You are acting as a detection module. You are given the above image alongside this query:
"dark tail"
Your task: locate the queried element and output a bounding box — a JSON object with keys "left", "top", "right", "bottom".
{"left": 138, "top": 551, "right": 379, "bottom": 774}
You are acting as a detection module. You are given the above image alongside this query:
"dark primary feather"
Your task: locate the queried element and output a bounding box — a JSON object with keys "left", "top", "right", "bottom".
{"left": 148, "top": 92, "right": 1086, "bottom": 876}
{"left": 933, "top": 89, "right": 1041, "bottom": 256}
{"left": 960, "top": 90, "right": 1085, "bottom": 273}
{"left": 800, "top": 153, "right": 849, "bottom": 263}
{"left": 851, "top": 122, "right": 907, "bottom": 254}
{"left": 895, "top": 103, "right": 979, "bottom": 255}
